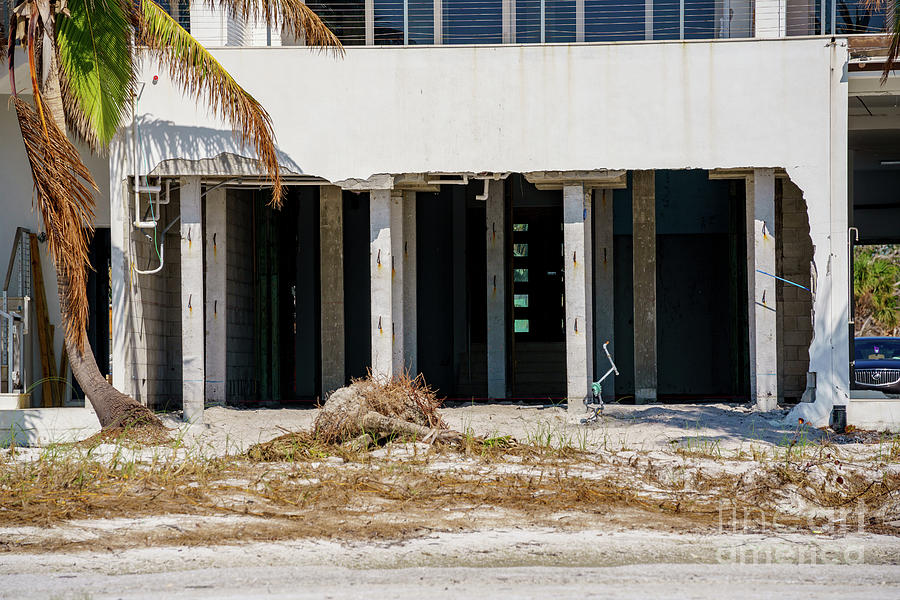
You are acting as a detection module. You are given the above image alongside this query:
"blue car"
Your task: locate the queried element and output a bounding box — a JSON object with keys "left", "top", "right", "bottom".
{"left": 853, "top": 337, "right": 900, "bottom": 394}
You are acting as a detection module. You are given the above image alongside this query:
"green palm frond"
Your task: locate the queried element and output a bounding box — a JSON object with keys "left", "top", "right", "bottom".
{"left": 55, "top": 0, "right": 137, "bottom": 151}
{"left": 208, "top": 0, "right": 342, "bottom": 52}
{"left": 136, "top": 0, "right": 284, "bottom": 205}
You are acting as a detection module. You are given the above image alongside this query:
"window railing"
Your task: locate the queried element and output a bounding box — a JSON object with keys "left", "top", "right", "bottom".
{"left": 301, "top": 0, "right": 893, "bottom": 45}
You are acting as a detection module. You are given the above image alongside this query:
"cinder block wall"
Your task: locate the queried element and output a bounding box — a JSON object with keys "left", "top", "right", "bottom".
{"left": 226, "top": 191, "right": 256, "bottom": 403}
{"left": 126, "top": 191, "right": 182, "bottom": 410}
{"left": 776, "top": 180, "right": 815, "bottom": 402}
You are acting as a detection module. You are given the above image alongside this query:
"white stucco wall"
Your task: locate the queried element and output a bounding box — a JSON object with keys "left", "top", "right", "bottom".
{"left": 110, "top": 37, "right": 849, "bottom": 423}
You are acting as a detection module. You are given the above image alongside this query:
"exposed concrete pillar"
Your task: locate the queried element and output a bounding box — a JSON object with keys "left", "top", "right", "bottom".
{"left": 593, "top": 188, "right": 615, "bottom": 399}
{"left": 485, "top": 179, "right": 506, "bottom": 399}
{"left": 204, "top": 187, "right": 226, "bottom": 405}
{"left": 180, "top": 176, "right": 204, "bottom": 423}
{"left": 370, "top": 189, "right": 393, "bottom": 381}
{"left": 747, "top": 169, "right": 778, "bottom": 411}
{"left": 403, "top": 191, "right": 417, "bottom": 374}
{"left": 632, "top": 171, "right": 657, "bottom": 404}
{"left": 109, "top": 140, "right": 132, "bottom": 399}
{"left": 320, "top": 186, "right": 345, "bottom": 396}
{"left": 390, "top": 191, "right": 405, "bottom": 375}
{"left": 564, "top": 184, "right": 591, "bottom": 413}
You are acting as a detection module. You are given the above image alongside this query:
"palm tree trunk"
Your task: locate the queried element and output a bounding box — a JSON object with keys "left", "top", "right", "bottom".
{"left": 41, "top": 29, "right": 163, "bottom": 430}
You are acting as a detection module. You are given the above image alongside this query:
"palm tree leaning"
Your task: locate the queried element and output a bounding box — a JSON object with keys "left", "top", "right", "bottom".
{"left": 1, "top": 0, "right": 340, "bottom": 432}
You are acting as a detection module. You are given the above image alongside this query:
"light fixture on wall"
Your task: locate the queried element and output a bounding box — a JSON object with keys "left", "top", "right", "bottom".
{"left": 879, "top": 160, "right": 900, "bottom": 166}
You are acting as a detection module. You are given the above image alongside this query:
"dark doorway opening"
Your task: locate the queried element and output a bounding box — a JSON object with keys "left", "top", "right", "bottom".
{"left": 79, "top": 227, "right": 111, "bottom": 401}
{"left": 252, "top": 188, "right": 321, "bottom": 404}
{"left": 508, "top": 175, "right": 566, "bottom": 399}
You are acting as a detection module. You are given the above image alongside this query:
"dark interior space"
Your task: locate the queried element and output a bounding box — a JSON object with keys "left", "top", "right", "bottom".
{"left": 613, "top": 170, "right": 749, "bottom": 401}
{"left": 80, "top": 227, "right": 111, "bottom": 401}
{"left": 343, "top": 191, "right": 372, "bottom": 382}
{"left": 252, "top": 188, "right": 321, "bottom": 404}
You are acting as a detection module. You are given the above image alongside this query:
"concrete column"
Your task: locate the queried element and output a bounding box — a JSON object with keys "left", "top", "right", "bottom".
{"left": 564, "top": 184, "right": 590, "bottom": 413}
{"left": 584, "top": 189, "right": 594, "bottom": 389}
{"left": 746, "top": 169, "right": 778, "bottom": 411}
{"left": 485, "top": 179, "right": 506, "bottom": 399}
{"left": 593, "top": 188, "right": 615, "bottom": 399}
{"left": 390, "top": 191, "right": 405, "bottom": 375}
{"left": 370, "top": 189, "right": 393, "bottom": 381}
{"left": 204, "top": 187, "right": 226, "bottom": 405}
{"left": 433, "top": 0, "right": 442, "bottom": 43}
{"left": 502, "top": 0, "right": 516, "bottom": 43}
{"left": 403, "top": 191, "right": 417, "bottom": 374}
{"left": 109, "top": 139, "right": 132, "bottom": 398}
{"left": 365, "top": 0, "right": 374, "bottom": 44}
{"left": 180, "top": 176, "right": 204, "bottom": 423}
{"left": 320, "top": 185, "right": 345, "bottom": 395}
{"left": 632, "top": 170, "right": 657, "bottom": 404}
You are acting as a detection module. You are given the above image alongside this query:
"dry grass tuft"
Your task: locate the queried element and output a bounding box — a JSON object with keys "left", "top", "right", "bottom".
{"left": 247, "top": 431, "right": 360, "bottom": 462}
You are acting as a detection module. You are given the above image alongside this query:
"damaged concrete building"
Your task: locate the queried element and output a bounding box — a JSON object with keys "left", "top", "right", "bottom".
{"left": 2, "top": 0, "right": 899, "bottom": 430}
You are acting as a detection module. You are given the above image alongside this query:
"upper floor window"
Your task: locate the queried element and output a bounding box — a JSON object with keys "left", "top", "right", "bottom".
{"left": 159, "top": 0, "right": 192, "bottom": 32}
{"left": 302, "top": 0, "right": 891, "bottom": 45}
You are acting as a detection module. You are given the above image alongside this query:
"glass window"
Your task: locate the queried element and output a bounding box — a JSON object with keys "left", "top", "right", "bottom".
{"left": 374, "top": 0, "right": 405, "bottom": 44}
{"left": 652, "top": 0, "right": 680, "bottom": 39}
{"left": 307, "top": 0, "right": 367, "bottom": 45}
{"left": 516, "top": 0, "right": 541, "bottom": 41}
{"left": 584, "top": 0, "right": 645, "bottom": 41}
{"left": 156, "top": 0, "right": 191, "bottom": 31}
{"left": 836, "top": 0, "right": 887, "bottom": 34}
{"left": 545, "top": 0, "right": 577, "bottom": 42}
{"left": 514, "top": 294, "right": 529, "bottom": 307}
{"left": 514, "top": 319, "right": 530, "bottom": 333}
{"left": 515, "top": 0, "right": 575, "bottom": 42}
{"left": 683, "top": 0, "right": 716, "bottom": 40}
{"left": 513, "top": 268, "right": 529, "bottom": 282}
{"left": 513, "top": 243, "right": 528, "bottom": 257}
{"left": 409, "top": 0, "right": 435, "bottom": 43}
{"left": 513, "top": 223, "right": 529, "bottom": 232}
{"left": 443, "top": 0, "right": 502, "bottom": 43}
{"left": 374, "top": 0, "right": 435, "bottom": 44}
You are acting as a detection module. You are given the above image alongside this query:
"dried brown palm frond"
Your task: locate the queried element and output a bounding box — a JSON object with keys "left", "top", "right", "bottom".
{"left": 862, "top": 0, "right": 900, "bottom": 82}
{"left": 14, "top": 93, "right": 97, "bottom": 349}
{"left": 136, "top": 0, "right": 284, "bottom": 206}
{"left": 1, "top": 18, "right": 7, "bottom": 64}
{"left": 209, "top": 0, "right": 342, "bottom": 53}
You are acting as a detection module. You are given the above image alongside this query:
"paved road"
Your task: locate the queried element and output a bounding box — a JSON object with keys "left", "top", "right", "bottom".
{"left": 4, "top": 563, "right": 900, "bottom": 599}
{"left": 3, "top": 529, "right": 899, "bottom": 599}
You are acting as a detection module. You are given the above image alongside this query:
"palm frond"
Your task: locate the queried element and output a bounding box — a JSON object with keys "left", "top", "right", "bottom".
{"left": 209, "top": 0, "right": 342, "bottom": 52}
{"left": 56, "top": 0, "right": 138, "bottom": 151}
{"left": 1, "top": 17, "right": 7, "bottom": 65}
{"left": 885, "top": 23, "right": 900, "bottom": 83}
{"left": 137, "top": 0, "right": 284, "bottom": 205}
{"left": 14, "top": 92, "right": 97, "bottom": 349}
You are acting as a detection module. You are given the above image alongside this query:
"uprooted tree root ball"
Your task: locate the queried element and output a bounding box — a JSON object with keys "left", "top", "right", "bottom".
{"left": 312, "top": 373, "right": 462, "bottom": 448}
{"left": 78, "top": 404, "right": 172, "bottom": 448}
